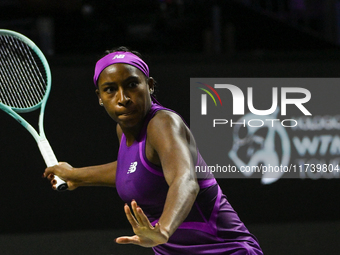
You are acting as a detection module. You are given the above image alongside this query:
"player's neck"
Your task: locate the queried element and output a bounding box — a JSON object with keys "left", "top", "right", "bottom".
{"left": 121, "top": 124, "right": 143, "bottom": 146}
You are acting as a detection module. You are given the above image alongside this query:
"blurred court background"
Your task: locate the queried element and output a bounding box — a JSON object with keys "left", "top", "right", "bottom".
{"left": 1, "top": 1, "right": 340, "bottom": 254}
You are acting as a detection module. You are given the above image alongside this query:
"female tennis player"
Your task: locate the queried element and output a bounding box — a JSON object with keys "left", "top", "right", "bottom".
{"left": 43, "top": 47, "right": 263, "bottom": 255}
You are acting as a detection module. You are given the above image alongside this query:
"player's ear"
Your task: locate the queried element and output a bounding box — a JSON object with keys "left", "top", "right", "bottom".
{"left": 95, "top": 89, "right": 103, "bottom": 106}
{"left": 148, "top": 77, "right": 155, "bottom": 95}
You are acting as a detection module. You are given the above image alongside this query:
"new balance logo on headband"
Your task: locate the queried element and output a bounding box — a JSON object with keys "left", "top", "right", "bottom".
{"left": 94, "top": 52, "right": 149, "bottom": 86}
{"left": 113, "top": 54, "right": 125, "bottom": 59}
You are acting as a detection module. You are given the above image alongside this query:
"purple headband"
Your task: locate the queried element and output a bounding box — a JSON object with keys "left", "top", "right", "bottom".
{"left": 93, "top": 51, "right": 149, "bottom": 87}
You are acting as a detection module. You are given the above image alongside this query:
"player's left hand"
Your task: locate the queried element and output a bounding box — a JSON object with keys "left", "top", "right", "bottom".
{"left": 115, "top": 200, "right": 169, "bottom": 247}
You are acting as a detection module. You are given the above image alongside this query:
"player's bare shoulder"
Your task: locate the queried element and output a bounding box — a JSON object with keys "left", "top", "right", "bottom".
{"left": 148, "top": 110, "right": 185, "bottom": 135}
{"left": 147, "top": 110, "right": 197, "bottom": 148}
{"left": 146, "top": 110, "right": 198, "bottom": 164}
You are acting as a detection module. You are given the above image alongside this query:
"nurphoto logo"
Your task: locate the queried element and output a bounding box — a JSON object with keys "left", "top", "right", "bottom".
{"left": 198, "top": 82, "right": 312, "bottom": 129}
{"left": 199, "top": 83, "right": 311, "bottom": 116}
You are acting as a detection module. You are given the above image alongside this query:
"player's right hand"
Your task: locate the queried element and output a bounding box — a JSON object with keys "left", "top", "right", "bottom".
{"left": 43, "top": 162, "right": 77, "bottom": 190}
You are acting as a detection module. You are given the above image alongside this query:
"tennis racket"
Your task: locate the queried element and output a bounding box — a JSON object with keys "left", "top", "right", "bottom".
{"left": 0, "top": 29, "right": 68, "bottom": 191}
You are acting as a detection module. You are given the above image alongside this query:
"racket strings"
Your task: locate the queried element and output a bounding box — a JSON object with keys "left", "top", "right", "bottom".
{"left": 17, "top": 38, "right": 46, "bottom": 101}
{"left": 0, "top": 37, "right": 37, "bottom": 109}
{"left": 0, "top": 39, "right": 32, "bottom": 108}
{"left": 1, "top": 35, "right": 46, "bottom": 107}
{"left": 9, "top": 37, "right": 44, "bottom": 107}
{"left": 0, "top": 41, "right": 33, "bottom": 108}
{"left": 0, "top": 35, "right": 47, "bottom": 109}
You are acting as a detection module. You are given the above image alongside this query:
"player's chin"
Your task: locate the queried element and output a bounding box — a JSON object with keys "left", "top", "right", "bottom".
{"left": 117, "top": 116, "right": 142, "bottom": 128}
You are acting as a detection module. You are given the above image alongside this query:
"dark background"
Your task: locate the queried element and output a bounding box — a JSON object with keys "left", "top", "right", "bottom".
{"left": 1, "top": 1, "right": 340, "bottom": 254}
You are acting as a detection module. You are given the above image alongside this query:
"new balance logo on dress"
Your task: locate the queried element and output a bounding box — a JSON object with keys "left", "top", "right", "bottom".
{"left": 128, "top": 161, "right": 137, "bottom": 174}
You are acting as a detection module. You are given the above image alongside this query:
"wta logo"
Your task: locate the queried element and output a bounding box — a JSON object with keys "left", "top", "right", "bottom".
{"left": 197, "top": 82, "right": 222, "bottom": 115}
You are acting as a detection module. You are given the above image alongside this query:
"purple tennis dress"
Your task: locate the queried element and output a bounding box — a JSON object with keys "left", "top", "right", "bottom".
{"left": 115, "top": 101, "right": 263, "bottom": 255}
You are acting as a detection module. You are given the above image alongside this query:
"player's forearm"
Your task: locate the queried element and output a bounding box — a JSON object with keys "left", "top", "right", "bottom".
{"left": 158, "top": 175, "right": 199, "bottom": 239}
{"left": 71, "top": 161, "right": 117, "bottom": 187}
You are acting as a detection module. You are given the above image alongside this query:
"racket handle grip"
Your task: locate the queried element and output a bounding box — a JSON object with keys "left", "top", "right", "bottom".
{"left": 38, "top": 139, "right": 68, "bottom": 191}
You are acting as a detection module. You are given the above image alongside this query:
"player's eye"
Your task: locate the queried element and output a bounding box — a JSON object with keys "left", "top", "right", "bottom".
{"left": 128, "top": 82, "right": 138, "bottom": 88}
{"left": 104, "top": 86, "right": 116, "bottom": 93}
